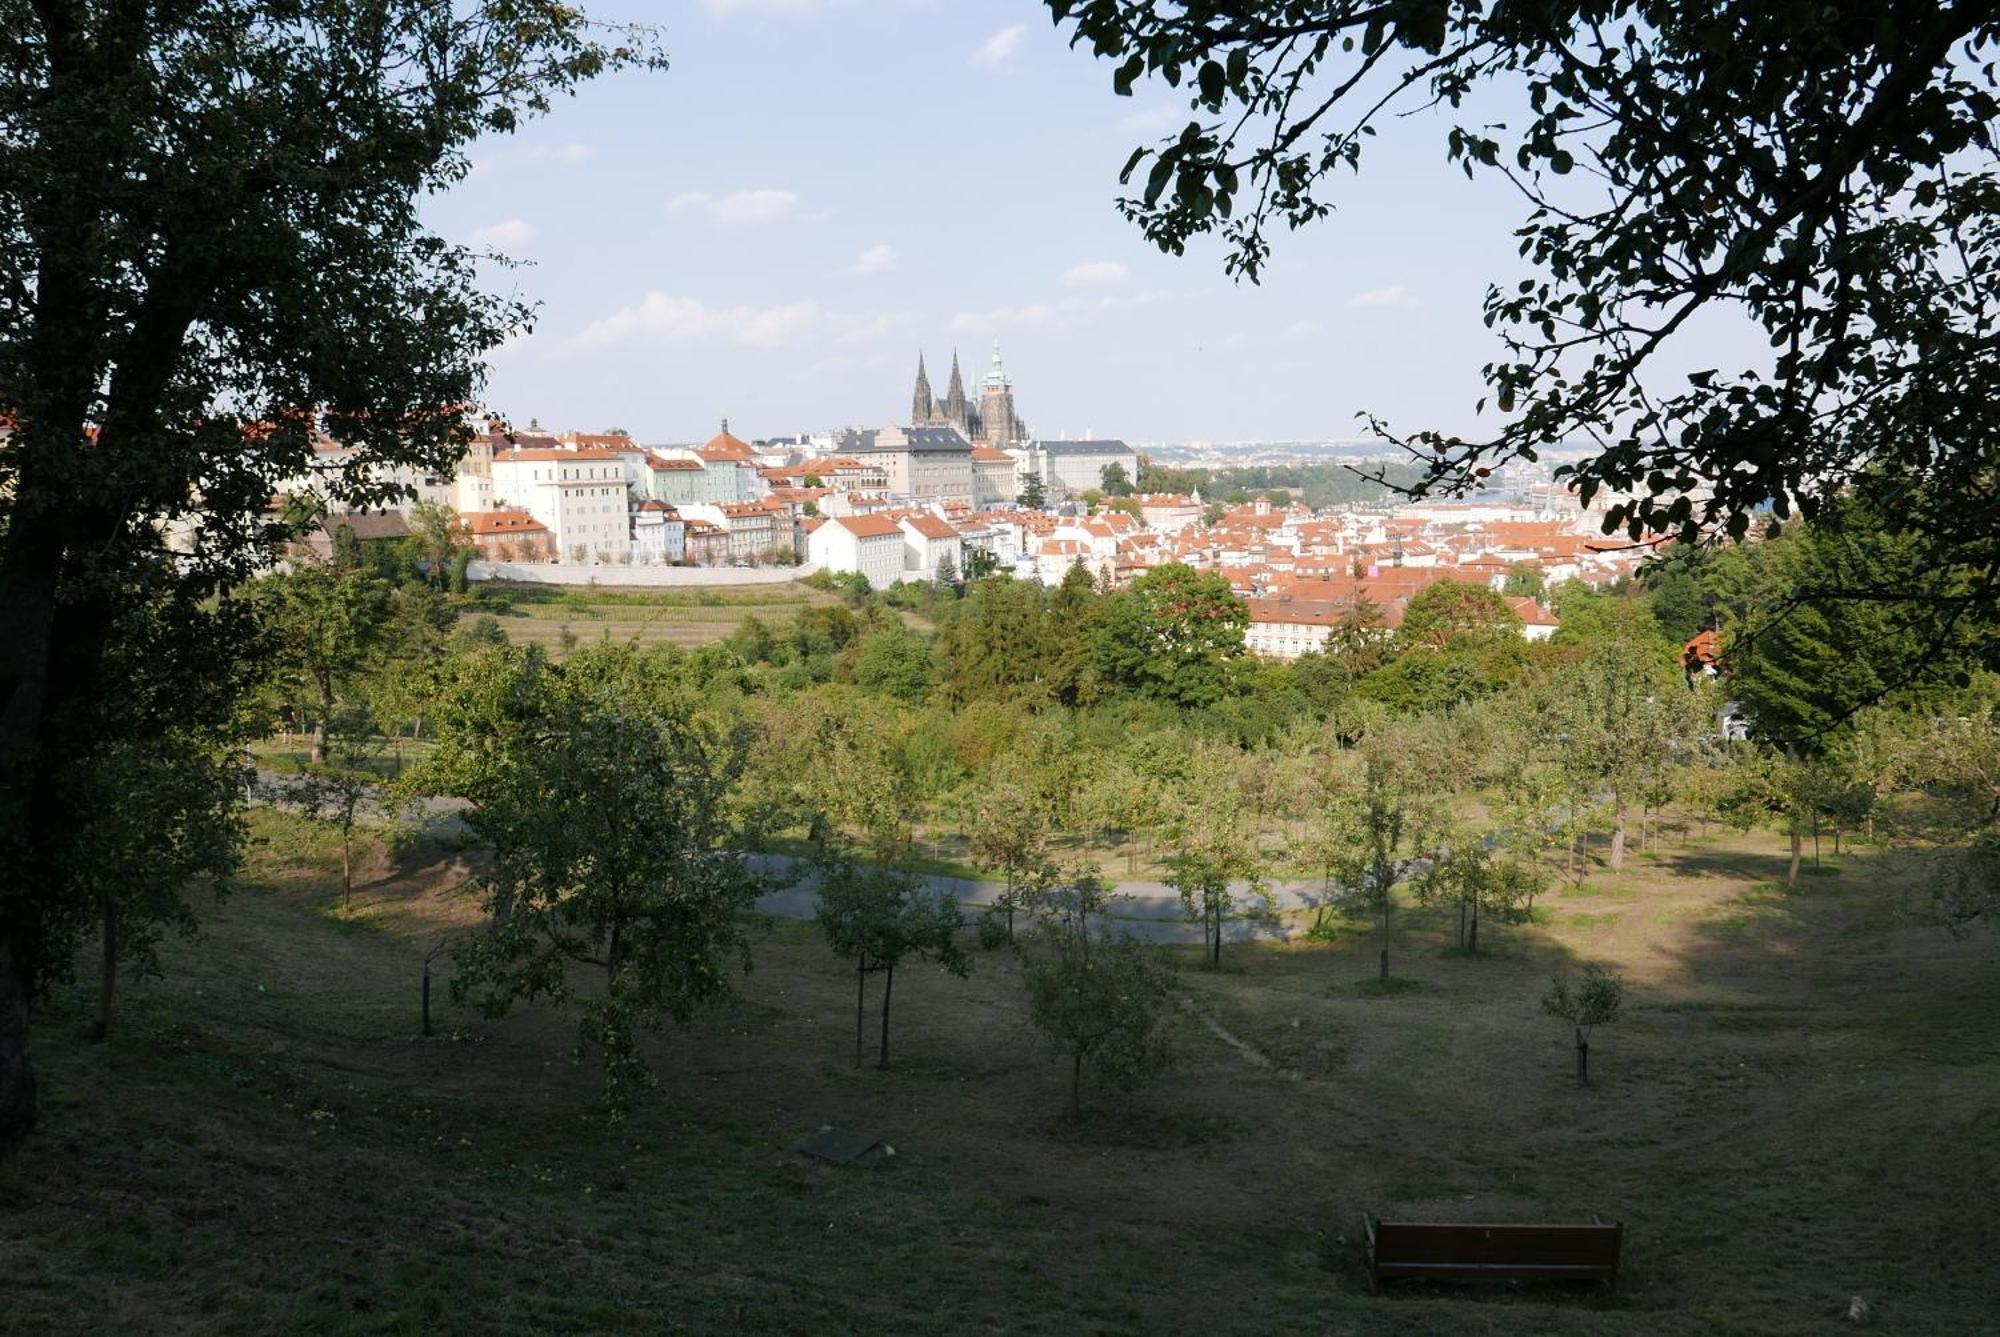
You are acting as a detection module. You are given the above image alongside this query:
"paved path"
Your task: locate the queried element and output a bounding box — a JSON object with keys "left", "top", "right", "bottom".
{"left": 255, "top": 772, "right": 1341, "bottom": 948}
{"left": 748, "top": 854, "right": 1339, "bottom": 946}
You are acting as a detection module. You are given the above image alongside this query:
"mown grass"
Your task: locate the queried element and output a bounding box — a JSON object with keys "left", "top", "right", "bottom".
{"left": 2, "top": 817, "right": 1996, "bottom": 1334}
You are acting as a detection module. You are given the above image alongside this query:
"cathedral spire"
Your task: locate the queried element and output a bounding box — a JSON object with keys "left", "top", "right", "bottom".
{"left": 911, "top": 352, "right": 935, "bottom": 424}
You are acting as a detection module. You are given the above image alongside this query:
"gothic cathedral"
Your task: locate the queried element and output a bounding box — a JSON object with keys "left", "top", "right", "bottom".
{"left": 910, "top": 343, "right": 1027, "bottom": 446}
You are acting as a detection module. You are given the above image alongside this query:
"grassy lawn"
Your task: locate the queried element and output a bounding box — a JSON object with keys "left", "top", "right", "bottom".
{"left": 3, "top": 814, "right": 1996, "bottom": 1333}
{"left": 472, "top": 579, "right": 847, "bottom": 655}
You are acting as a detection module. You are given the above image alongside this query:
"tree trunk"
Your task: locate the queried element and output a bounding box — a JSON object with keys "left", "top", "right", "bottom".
{"left": 854, "top": 959, "right": 866, "bottom": 1068}
{"left": 341, "top": 828, "right": 353, "bottom": 909}
{"left": 1380, "top": 893, "right": 1391, "bottom": 982}
{"left": 1787, "top": 831, "right": 1803, "bottom": 887}
{"left": 1575, "top": 1027, "right": 1589, "bottom": 1086}
{"left": 877, "top": 963, "right": 894, "bottom": 1068}
{"left": 1467, "top": 895, "right": 1479, "bottom": 956}
{"left": 311, "top": 669, "right": 333, "bottom": 766}
{"left": 0, "top": 930, "right": 35, "bottom": 1157}
{"left": 422, "top": 959, "right": 433, "bottom": 1037}
{"left": 1069, "top": 1052, "right": 1083, "bottom": 1122}
{"left": 1457, "top": 898, "right": 1467, "bottom": 951}
{"left": 91, "top": 899, "right": 116, "bottom": 1042}
{"left": 1609, "top": 799, "right": 1628, "bottom": 872}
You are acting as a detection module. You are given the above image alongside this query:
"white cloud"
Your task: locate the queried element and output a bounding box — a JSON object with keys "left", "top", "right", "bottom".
{"left": 702, "top": 0, "right": 828, "bottom": 12}
{"left": 849, "top": 244, "right": 897, "bottom": 276}
{"left": 1279, "top": 319, "right": 1325, "bottom": 340}
{"left": 467, "top": 218, "right": 537, "bottom": 251}
{"left": 970, "top": 24, "right": 1025, "bottom": 68}
{"left": 1345, "top": 283, "right": 1421, "bottom": 310}
{"left": 523, "top": 142, "right": 595, "bottom": 166}
{"left": 1117, "top": 105, "right": 1187, "bottom": 134}
{"left": 1062, "top": 260, "right": 1129, "bottom": 288}
{"left": 668, "top": 188, "right": 802, "bottom": 225}
{"left": 573, "top": 292, "right": 912, "bottom": 350}
{"left": 950, "top": 290, "right": 1163, "bottom": 334}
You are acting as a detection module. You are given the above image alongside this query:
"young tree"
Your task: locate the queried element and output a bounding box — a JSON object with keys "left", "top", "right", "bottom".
{"left": 1018, "top": 473, "right": 1048, "bottom": 510}
{"left": 814, "top": 846, "right": 968, "bottom": 1068}
{"left": 1550, "top": 641, "right": 1685, "bottom": 872}
{"left": 1018, "top": 873, "right": 1176, "bottom": 1121}
{"left": 1163, "top": 746, "right": 1271, "bottom": 967}
{"left": 1328, "top": 755, "right": 1434, "bottom": 983}
{"left": 279, "top": 714, "right": 384, "bottom": 911}
{"left": 253, "top": 560, "right": 390, "bottom": 764}
{"left": 407, "top": 499, "right": 470, "bottom": 593}
{"left": 1414, "top": 840, "right": 1540, "bottom": 956}
{"left": 972, "top": 782, "right": 1052, "bottom": 941}
{"left": 415, "top": 645, "right": 763, "bottom": 1115}
{"left": 1542, "top": 965, "right": 1625, "bottom": 1087}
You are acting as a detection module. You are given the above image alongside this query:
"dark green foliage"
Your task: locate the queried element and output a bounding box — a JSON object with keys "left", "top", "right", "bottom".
{"left": 0, "top": 1, "right": 655, "bottom": 1149}
{"left": 852, "top": 628, "right": 933, "bottom": 706}
{"left": 1093, "top": 564, "right": 1248, "bottom": 708}
{"left": 1052, "top": 0, "right": 2000, "bottom": 608}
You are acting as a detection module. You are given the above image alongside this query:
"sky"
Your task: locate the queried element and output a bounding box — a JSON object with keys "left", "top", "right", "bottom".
{"left": 422, "top": 0, "right": 1703, "bottom": 446}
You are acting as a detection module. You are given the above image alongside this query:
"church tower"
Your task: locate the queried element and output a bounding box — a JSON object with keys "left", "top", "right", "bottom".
{"left": 978, "top": 341, "right": 1023, "bottom": 446}
{"left": 943, "top": 350, "right": 971, "bottom": 436}
{"left": 911, "top": 353, "right": 936, "bottom": 425}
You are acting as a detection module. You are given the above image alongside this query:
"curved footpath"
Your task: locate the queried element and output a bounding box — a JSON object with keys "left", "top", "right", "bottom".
{"left": 748, "top": 854, "right": 1328, "bottom": 946}
{"left": 254, "top": 776, "right": 1327, "bottom": 947}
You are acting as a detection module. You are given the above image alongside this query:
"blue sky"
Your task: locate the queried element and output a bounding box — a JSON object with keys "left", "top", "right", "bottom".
{"left": 423, "top": 1, "right": 1671, "bottom": 444}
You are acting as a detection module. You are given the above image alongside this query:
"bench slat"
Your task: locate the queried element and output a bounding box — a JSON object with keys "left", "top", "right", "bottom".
{"left": 1363, "top": 1214, "right": 1622, "bottom": 1291}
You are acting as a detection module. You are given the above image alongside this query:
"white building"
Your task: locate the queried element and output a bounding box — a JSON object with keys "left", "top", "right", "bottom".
{"left": 631, "top": 500, "right": 686, "bottom": 564}
{"left": 898, "top": 512, "right": 963, "bottom": 580}
{"left": 489, "top": 448, "right": 632, "bottom": 562}
{"left": 807, "top": 513, "right": 908, "bottom": 590}
{"left": 1008, "top": 439, "right": 1139, "bottom": 500}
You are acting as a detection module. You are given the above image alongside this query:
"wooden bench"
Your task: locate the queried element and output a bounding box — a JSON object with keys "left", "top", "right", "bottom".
{"left": 1361, "top": 1213, "right": 1622, "bottom": 1292}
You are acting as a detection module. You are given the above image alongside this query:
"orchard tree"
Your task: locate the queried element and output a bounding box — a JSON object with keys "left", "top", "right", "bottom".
{"left": 1018, "top": 873, "right": 1176, "bottom": 1122}
{"left": 1328, "top": 752, "right": 1435, "bottom": 984}
{"left": 972, "top": 781, "right": 1052, "bottom": 941}
{"left": 814, "top": 846, "right": 967, "bottom": 1068}
{"left": 252, "top": 560, "right": 389, "bottom": 764}
{"left": 20, "top": 576, "right": 257, "bottom": 1049}
{"left": 1543, "top": 965, "right": 1625, "bottom": 1087}
{"left": 1414, "top": 838, "right": 1539, "bottom": 956}
{"left": 1163, "top": 745, "right": 1272, "bottom": 967}
{"left": 277, "top": 713, "right": 384, "bottom": 911}
{"left": 1048, "top": 2, "right": 2000, "bottom": 636}
{"left": 1550, "top": 641, "right": 1685, "bottom": 872}
{"left": 415, "top": 645, "right": 763, "bottom": 1115}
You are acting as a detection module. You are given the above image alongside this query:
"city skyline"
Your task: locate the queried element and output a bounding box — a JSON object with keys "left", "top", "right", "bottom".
{"left": 421, "top": 1, "right": 1767, "bottom": 445}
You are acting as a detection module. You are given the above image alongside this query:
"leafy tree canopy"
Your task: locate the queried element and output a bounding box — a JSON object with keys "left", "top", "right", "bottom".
{"left": 1051, "top": 1, "right": 2000, "bottom": 604}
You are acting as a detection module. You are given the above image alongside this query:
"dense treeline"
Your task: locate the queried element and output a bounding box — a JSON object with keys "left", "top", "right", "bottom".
{"left": 1135, "top": 459, "right": 1428, "bottom": 510}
